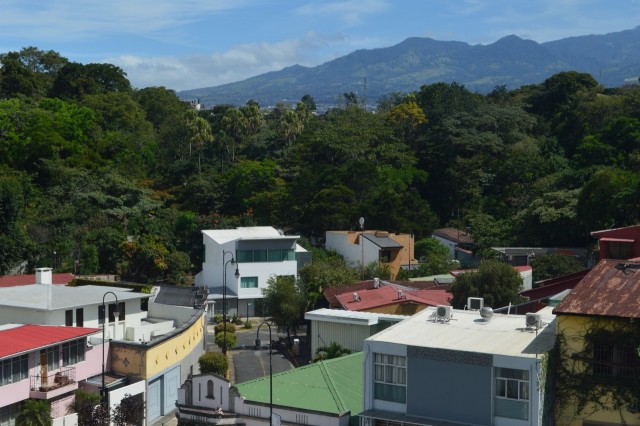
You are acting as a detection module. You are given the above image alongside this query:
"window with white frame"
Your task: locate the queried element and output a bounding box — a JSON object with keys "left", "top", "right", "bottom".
{"left": 494, "top": 367, "right": 529, "bottom": 420}
{"left": 373, "top": 353, "right": 406, "bottom": 403}
{"left": 62, "top": 339, "right": 85, "bottom": 366}
{"left": 241, "top": 277, "right": 258, "bottom": 289}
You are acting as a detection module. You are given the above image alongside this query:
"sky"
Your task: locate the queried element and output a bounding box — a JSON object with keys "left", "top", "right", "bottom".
{"left": 1, "top": 0, "right": 639, "bottom": 92}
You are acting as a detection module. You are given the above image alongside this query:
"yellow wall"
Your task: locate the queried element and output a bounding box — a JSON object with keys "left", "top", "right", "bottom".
{"left": 111, "top": 315, "right": 206, "bottom": 379}
{"left": 556, "top": 315, "right": 640, "bottom": 426}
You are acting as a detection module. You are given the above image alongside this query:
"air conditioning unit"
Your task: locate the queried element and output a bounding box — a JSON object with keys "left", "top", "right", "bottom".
{"left": 397, "top": 290, "right": 404, "bottom": 299}
{"left": 467, "top": 297, "right": 484, "bottom": 311}
{"left": 353, "top": 292, "right": 360, "bottom": 302}
{"left": 436, "top": 305, "right": 453, "bottom": 321}
{"left": 526, "top": 313, "right": 542, "bottom": 329}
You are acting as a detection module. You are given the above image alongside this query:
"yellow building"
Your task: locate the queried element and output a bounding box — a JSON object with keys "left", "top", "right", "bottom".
{"left": 110, "top": 286, "right": 208, "bottom": 423}
{"left": 553, "top": 259, "right": 640, "bottom": 426}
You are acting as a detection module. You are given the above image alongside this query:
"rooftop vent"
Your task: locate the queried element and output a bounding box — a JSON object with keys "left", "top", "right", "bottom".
{"left": 353, "top": 292, "right": 360, "bottom": 302}
{"left": 479, "top": 307, "right": 493, "bottom": 321}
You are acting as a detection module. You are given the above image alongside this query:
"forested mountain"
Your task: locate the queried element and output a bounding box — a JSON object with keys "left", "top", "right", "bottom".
{"left": 178, "top": 27, "right": 640, "bottom": 107}
{"left": 1, "top": 47, "right": 639, "bottom": 286}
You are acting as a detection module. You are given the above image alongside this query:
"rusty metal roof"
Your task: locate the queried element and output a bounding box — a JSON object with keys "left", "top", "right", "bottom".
{"left": 553, "top": 259, "right": 640, "bottom": 318}
{"left": 432, "top": 227, "right": 474, "bottom": 244}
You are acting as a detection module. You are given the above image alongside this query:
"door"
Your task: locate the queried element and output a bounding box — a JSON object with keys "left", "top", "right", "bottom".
{"left": 147, "top": 378, "right": 162, "bottom": 422}
{"left": 163, "top": 366, "right": 180, "bottom": 414}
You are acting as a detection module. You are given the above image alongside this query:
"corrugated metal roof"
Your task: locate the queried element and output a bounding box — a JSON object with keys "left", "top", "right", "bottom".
{"left": 553, "top": 259, "right": 640, "bottom": 318}
{"left": 235, "top": 352, "right": 363, "bottom": 415}
{"left": 154, "top": 285, "right": 208, "bottom": 307}
{"left": 336, "top": 286, "right": 451, "bottom": 311}
{"left": 362, "top": 233, "right": 402, "bottom": 249}
{"left": 432, "top": 228, "right": 474, "bottom": 244}
{"left": 0, "top": 324, "right": 100, "bottom": 358}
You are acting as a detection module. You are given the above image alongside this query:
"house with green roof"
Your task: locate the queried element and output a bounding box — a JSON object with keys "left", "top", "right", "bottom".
{"left": 176, "top": 352, "right": 363, "bottom": 425}
{"left": 232, "top": 352, "right": 363, "bottom": 426}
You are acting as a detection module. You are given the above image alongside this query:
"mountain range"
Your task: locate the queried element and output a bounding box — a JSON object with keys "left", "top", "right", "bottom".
{"left": 178, "top": 26, "right": 640, "bottom": 108}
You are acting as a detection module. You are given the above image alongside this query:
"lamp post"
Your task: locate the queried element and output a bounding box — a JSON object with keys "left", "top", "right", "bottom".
{"left": 101, "top": 291, "right": 119, "bottom": 407}
{"left": 255, "top": 322, "right": 273, "bottom": 425}
{"left": 359, "top": 217, "right": 365, "bottom": 281}
{"left": 222, "top": 250, "right": 239, "bottom": 355}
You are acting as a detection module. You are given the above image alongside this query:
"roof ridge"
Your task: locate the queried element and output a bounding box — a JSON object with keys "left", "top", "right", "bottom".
{"left": 317, "top": 358, "right": 348, "bottom": 413}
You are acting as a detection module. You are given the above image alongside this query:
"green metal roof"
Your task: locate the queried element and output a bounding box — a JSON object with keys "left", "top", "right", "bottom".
{"left": 235, "top": 352, "right": 363, "bottom": 416}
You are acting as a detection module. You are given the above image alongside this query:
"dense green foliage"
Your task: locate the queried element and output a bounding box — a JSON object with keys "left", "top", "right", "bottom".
{"left": 449, "top": 260, "right": 524, "bottom": 309}
{"left": 1, "top": 47, "right": 639, "bottom": 285}
{"left": 198, "top": 352, "right": 229, "bottom": 376}
{"left": 313, "top": 342, "right": 352, "bottom": 362}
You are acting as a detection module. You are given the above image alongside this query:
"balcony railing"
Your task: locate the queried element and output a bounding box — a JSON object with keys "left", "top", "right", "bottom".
{"left": 31, "top": 366, "right": 76, "bottom": 393}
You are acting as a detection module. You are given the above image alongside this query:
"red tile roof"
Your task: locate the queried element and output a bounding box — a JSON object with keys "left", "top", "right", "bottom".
{"left": 0, "top": 273, "right": 75, "bottom": 288}
{"left": 553, "top": 259, "right": 640, "bottom": 319}
{"left": 0, "top": 325, "right": 100, "bottom": 358}
{"left": 336, "top": 285, "right": 451, "bottom": 311}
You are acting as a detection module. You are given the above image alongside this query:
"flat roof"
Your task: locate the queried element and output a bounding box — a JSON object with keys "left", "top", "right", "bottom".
{"left": 366, "top": 307, "right": 556, "bottom": 358}
{"left": 305, "top": 308, "right": 407, "bottom": 326}
{"left": 0, "top": 284, "right": 150, "bottom": 311}
{"left": 202, "top": 226, "right": 299, "bottom": 244}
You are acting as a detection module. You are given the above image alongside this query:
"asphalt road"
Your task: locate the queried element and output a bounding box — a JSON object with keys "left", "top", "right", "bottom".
{"left": 206, "top": 323, "right": 300, "bottom": 384}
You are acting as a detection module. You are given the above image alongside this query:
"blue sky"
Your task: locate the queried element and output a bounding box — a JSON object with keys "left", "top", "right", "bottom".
{"left": 1, "top": 0, "right": 639, "bottom": 91}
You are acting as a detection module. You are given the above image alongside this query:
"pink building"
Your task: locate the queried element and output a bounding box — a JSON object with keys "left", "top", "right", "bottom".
{"left": 0, "top": 324, "right": 102, "bottom": 424}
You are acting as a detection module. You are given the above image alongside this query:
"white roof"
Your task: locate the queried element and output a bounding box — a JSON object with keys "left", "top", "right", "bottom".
{"left": 202, "top": 226, "right": 299, "bottom": 244}
{"left": 305, "top": 308, "right": 407, "bottom": 326}
{"left": 0, "top": 284, "right": 150, "bottom": 311}
{"left": 366, "top": 306, "right": 556, "bottom": 358}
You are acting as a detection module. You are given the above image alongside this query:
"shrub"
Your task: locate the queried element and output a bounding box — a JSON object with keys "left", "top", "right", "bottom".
{"left": 213, "top": 314, "right": 223, "bottom": 324}
{"left": 214, "top": 322, "right": 236, "bottom": 334}
{"left": 215, "top": 331, "right": 238, "bottom": 352}
{"left": 243, "top": 320, "right": 253, "bottom": 329}
{"left": 198, "top": 352, "right": 229, "bottom": 376}
{"left": 232, "top": 314, "right": 243, "bottom": 325}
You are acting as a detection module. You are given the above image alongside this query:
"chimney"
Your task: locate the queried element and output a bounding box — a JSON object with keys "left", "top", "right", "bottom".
{"left": 36, "top": 267, "right": 53, "bottom": 285}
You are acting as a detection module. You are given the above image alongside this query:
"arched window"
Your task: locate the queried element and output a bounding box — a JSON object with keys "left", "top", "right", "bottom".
{"left": 207, "top": 380, "right": 214, "bottom": 398}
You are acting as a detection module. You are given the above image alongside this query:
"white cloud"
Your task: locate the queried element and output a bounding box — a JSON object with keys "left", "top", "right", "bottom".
{"left": 107, "top": 32, "right": 351, "bottom": 91}
{"left": 296, "top": 0, "right": 389, "bottom": 27}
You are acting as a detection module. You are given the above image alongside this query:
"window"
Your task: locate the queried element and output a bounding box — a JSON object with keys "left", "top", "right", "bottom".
{"left": 99, "top": 305, "right": 105, "bottom": 325}
{"left": 373, "top": 353, "right": 406, "bottom": 403}
{"left": 62, "top": 339, "right": 85, "bottom": 366}
{"left": 118, "top": 302, "right": 125, "bottom": 321}
{"left": 76, "top": 308, "right": 83, "bottom": 327}
{"left": 207, "top": 380, "right": 214, "bottom": 398}
{"left": 241, "top": 277, "right": 258, "bottom": 289}
{"left": 0, "top": 355, "right": 28, "bottom": 387}
{"left": 0, "top": 401, "right": 20, "bottom": 426}
{"left": 236, "top": 249, "right": 296, "bottom": 263}
{"left": 41, "top": 346, "right": 59, "bottom": 372}
{"left": 379, "top": 250, "right": 391, "bottom": 263}
{"left": 236, "top": 250, "right": 253, "bottom": 263}
{"left": 495, "top": 367, "right": 529, "bottom": 420}
{"left": 593, "top": 342, "right": 638, "bottom": 378}
{"left": 65, "top": 310, "right": 73, "bottom": 326}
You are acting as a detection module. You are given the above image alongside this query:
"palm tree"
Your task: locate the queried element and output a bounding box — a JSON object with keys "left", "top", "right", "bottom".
{"left": 313, "top": 342, "right": 351, "bottom": 362}
{"left": 16, "top": 399, "right": 51, "bottom": 426}
{"left": 189, "top": 116, "right": 213, "bottom": 173}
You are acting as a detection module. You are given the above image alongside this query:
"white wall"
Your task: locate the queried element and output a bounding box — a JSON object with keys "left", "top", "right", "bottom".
{"left": 432, "top": 235, "right": 456, "bottom": 258}
{"left": 233, "top": 397, "right": 346, "bottom": 426}
{"left": 326, "top": 232, "right": 378, "bottom": 268}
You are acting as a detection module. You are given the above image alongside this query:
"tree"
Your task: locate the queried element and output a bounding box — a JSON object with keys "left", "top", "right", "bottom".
{"left": 16, "top": 399, "right": 51, "bottom": 426}
{"left": 262, "top": 275, "right": 305, "bottom": 347}
{"left": 313, "top": 342, "right": 351, "bottom": 362}
{"left": 300, "top": 94, "right": 316, "bottom": 111}
{"left": 198, "top": 352, "right": 229, "bottom": 376}
{"left": 111, "top": 393, "right": 145, "bottom": 426}
{"left": 449, "top": 260, "right": 524, "bottom": 309}
{"left": 215, "top": 331, "right": 238, "bottom": 352}
{"left": 530, "top": 254, "right": 585, "bottom": 282}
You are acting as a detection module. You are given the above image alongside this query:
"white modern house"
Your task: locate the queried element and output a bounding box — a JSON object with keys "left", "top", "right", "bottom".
{"left": 195, "top": 226, "right": 306, "bottom": 318}
{"left": 0, "top": 268, "right": 151, "bottom": 342}
{"left": 361, "top": 305, "right": 556, "bottom": 426}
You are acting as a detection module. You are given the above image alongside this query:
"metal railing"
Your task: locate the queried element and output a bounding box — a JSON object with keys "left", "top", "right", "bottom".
{"left": 31, "top": 366, "right": 76, "bottom": 392}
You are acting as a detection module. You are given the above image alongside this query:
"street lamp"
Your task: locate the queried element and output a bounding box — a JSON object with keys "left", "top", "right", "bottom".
{"left": 254, "top": 322, "right": 273, "bottom": 425}
{"left": 222, "top": 250, "right": 239, "bottom": 355}
{"left": 359, "top": 217, "right": 365, "bottom": 281}
{"left": 101, "top": 291, "right": 119, "bottom": 407}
